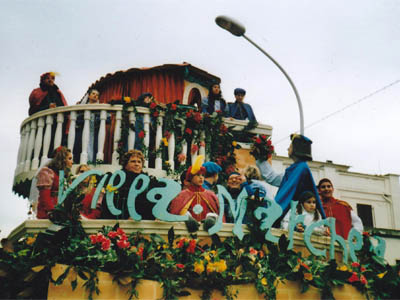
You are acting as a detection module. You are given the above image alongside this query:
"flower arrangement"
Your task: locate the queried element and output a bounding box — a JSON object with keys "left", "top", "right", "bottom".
{"left": 250, "top": 134, "right": 275, "bottom": 161}
{"left": 1, "top": 213, "right": 399, "bottom": 300}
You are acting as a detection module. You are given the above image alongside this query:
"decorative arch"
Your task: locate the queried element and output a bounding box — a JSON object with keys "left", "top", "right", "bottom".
{"left": 182, "top": 82, "right": 207, "bottom": 105}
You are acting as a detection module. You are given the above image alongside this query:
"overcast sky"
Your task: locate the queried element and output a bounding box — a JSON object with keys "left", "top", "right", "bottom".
{"left": 1, "top": 0, "right": 399, "bottom": 238}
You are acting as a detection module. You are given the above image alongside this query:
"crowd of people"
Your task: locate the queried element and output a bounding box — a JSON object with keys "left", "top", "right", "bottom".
{"left": 29, "top": 73, "right": 363, "bottom": 239}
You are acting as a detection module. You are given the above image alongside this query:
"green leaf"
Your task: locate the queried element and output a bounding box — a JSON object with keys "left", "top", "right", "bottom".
{"left": 168, "top": 227, "right": 175, "bottom": 246}
{"left": 71, "top": 279, "right": 78, "bottom": 290}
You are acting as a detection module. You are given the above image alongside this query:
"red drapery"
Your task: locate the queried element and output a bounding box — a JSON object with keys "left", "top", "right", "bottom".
{"left": 98, "top": 70, "right": 184, "bottom": 104}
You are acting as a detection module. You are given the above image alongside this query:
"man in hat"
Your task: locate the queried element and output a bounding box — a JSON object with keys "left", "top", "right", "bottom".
{"left": 227, "top": 88, "right": 257, "bottom": 122}
{"left": 202, "top": 161, "right": 222, "bottom": 192}
{"left": 256, "top": 134, "right": 325, "bottom": 220}
{"left": 29, "top": 72, "right": 68, "bottom": 115}
{"left": 169, "top": 156, "right": 220, "bottom": 223}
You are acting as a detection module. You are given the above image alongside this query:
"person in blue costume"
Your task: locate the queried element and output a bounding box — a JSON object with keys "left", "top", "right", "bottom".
{"left": 201, "top": 83, "right": 228, "bottom": 115}
{"left": 202, "top": 161, "right": 222, "bottom": 192}
{"left": 227, "top": 88, "right": 257, "bottom": 122}
{"left": 256, "top": 134, "right": 326, "bottom": 222}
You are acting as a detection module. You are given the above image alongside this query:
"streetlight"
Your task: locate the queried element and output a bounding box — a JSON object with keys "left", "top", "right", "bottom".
{"left": 215, "top": 15, "right": 304, "bottom": 135}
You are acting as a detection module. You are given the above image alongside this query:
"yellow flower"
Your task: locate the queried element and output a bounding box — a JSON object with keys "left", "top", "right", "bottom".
{"left": 162, "top": 137, "right": 168, "bottom": 146}
{"left": 377, "top": 271, "right": 387, "bottom": 279}
{"left": 304, "top": 273, "right": 313, "bottom": 281}
{"left": 106, "top": 184, "right": 117, "bottom": 192}
{"left": 261, "top": 277, "right": 268, "bottom": 285}
{"left": 26, "top": 236, "right": 36, "bottom": 245}
{"left": 206, "top": 262, "right": 216, "bottom": 273}
{"left": 194, "top": 261, "right": 205, "bottom": 274}
{"left": 204, "top": 254, "right": 211, "bottom": 261}
{"left": 338, "top": 265, "right": 348, "bottom": 272}
{"left": 165, "top": 160, "right": 170, "bottom": 165}
{"left": 215, "top": 260, "right": 227, "bottom": 273}
{"left": 89, "top": 176, "right": 97, "bottom": 185}
{"left": 232, "top": 141, "right": 237, "bottom": 147}
{"left": 124, "top": 96, "right": 131, "bottom": 103}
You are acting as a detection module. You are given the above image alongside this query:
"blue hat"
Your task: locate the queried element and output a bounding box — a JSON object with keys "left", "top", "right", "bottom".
{"left": 234, "top": 88, "right": 246, "bottom": 95}
{"left": 202, "top": 162, "right": 222, "bottom": 175}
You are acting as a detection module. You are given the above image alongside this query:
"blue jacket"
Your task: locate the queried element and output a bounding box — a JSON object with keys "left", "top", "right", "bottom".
{"left": 227, "top": 102, "right": 256, "bottom": 122}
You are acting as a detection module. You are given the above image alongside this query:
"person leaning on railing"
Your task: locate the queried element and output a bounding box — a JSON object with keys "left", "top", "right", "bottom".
{"left": 28, "top": 72, "right": 68, "bottom": 116}
{"left": 201, "top": 83, "right": 228, "bottom": 115}
{"left": 35, "top": 146, "right": 73, "bottom": 219}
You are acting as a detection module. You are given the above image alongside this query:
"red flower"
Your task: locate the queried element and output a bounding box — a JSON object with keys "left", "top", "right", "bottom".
{"left": 107, "top": 231, "right": 118, "bottom": 239}
{"left": 216, "top": 110, "right": 222, "bottom": 114}
{"left": 301, "top": 263, "right": 310, "bottom": 271}
{"left": 191, "top": 144, "right": 199, "bottom": 154}
{"left": 150, "top": 102, "right": 157, "bottom": 109}
{"left": 220, "top": 124, "right": 228, "bottom": 134}
{"left": 348, "top": 272, "right": 359, "bottom": 283}
{"left": 138, "top": 131, "right": 145, "bottom": 139}
{"left": 261, "top": 135, "right": 267, "bottom": 140}
{"left": 137, "top": 247, "right": 144, "bottom": 260}
{"left": 255, "top": 138, "right": 262, "bottom": 144}
{"left": 101, "top": 239, "right": 111, "bottom": 251}
{"left": 117, "top": 239, "right": 131, "bottom": 249}
{"left": 177, "top": 238, "right": 186, "bottom": 249}
{"left": 362, "top": 232, "right": 370, "bottom": 237}
{"left": 194, "top": 112, "right": 202, "bottom": 123}
{"left": 360, "top": 275, "right": 367, "bottom": 285}
{"left": 164, "top": 130, "right": 171, "bottom": 139}
{"left": 116, "top": 228, "right": 125, "bottom": 236}
{"left": 351, "top": 262, "right": 360, "bottom": 268}
{"left": 185, "top": 128, "right": 192, "bottom": 135}
{"left": 360, "top": 267, "right": 366, "bottom": 272}
{"left": 186, "top": 239, "right": 196, "bottom": 254}
{"left": 267, "top": 139, "right": 272, "bottom": 146}
{"left": 186, "top": 110, "right": 193, "bottom": 118}
{"left": 153, "top": 111, "right": 159, "bottom": 117}
{"left": 249, "top": 248, "right": 258, "bottom": 255}
{"left": 171, "top": 104, "right": 177, "bottom": 110}
{"left": 90, "top": 234, "right": 98, "bottom": 244}
{"left": 176, "top": 264, "right": 185, "bottom": 269}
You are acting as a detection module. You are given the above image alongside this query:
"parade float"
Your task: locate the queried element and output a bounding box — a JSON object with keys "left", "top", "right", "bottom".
{"left": 3, "top": 63, "right": 399, "bottom": 300}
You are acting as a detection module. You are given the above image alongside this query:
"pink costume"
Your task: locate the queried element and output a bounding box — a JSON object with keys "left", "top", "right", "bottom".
{"left": 169, "top": 185, "right": 220, "bottom": 222}
{"left": 36, "top": 167, "right": 59, "bottom": 219}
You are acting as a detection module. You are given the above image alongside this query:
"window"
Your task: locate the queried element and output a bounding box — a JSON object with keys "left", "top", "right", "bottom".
{"left": 357, "top": 204, "right": 374, "bottom": 228}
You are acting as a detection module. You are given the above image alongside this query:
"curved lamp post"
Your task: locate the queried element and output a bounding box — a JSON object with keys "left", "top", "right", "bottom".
{"left": 215, "top": 15, "right": 304, "bottom": 135}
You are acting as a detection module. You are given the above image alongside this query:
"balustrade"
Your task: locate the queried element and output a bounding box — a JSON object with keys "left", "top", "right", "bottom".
{"left": 14, "top": 104, "right": 272, "bottom": 184}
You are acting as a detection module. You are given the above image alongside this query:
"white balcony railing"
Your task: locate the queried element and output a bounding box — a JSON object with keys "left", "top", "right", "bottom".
{"left": 14, "top": 104, "right": 272, "bottom": 183}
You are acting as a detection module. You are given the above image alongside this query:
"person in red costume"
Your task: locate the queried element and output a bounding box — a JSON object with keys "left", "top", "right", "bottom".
{"left": 36, "top": 146, "right": 73, "bottom": 219}
{"left": 318, "top": 178, "right": 363, "bottom": 239}
{"left": 74, "top": 164, "right": 103, "bottom": 219}
{"left": 169, "top": 156, "right": 220, "bottom": 224}
{"left": 29, "top": 72, "right": 68, "bottom": 115}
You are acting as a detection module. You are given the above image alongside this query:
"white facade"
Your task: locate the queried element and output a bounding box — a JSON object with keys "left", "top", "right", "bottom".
{"left": 269, "top": 155, "right": 400, "bottom": 264}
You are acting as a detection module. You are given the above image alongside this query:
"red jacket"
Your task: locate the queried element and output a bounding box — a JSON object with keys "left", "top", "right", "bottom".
{"left": 322, "top": 197, "right": 353, "bottom": 239}
{"left": 29, "top": 87, "right": 67, "bottom": 115}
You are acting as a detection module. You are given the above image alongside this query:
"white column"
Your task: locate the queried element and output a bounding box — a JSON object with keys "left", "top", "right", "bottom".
{"left": 80, "top": 110, "right": 91, "bottom": 164}
{"left": 168, "top": 132, "right": 175, "bottom": 171}
{"left": 16, "top": 125, "right": 28, "bottom": 174}
{"left": 191, "top": 141, "right": 198, "bottom": 165}
{"left": 96, "top": 110, "right": 107, "bottom": 161}
{"left": 180, "top": 141, "right": 187, "bottom": 166}
{"left": 67, "top": 111, "right": 77, "bottom": 158}
{"left": 199, "top": 131, "right": 206, "bottom": 158}
{"left": 32, "top": 117, "right": 45, "bottom": 170}
{"left": 53, "top": 112, "right": 64, "bottom": 148}
{"left": 41, "top": 115, "right": 54, "bottom": 164}
{"left": 128, "top": 111, "right": 136, "bottom": 150}
{"left": 112, "top": 110, "right": 122, "bottom": 165}
{"left": 24, "top": 122, "right": 36, "bottom": 172}
{"left": 143, "top": 113, "right": 150, "bottom": 168}
{"left": 155, "top": 116, "right": 163, "bottom": 170}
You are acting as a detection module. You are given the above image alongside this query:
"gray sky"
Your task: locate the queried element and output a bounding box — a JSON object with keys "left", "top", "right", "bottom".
{"left": 1, "top": 0, "right": 399, "bottom": 238}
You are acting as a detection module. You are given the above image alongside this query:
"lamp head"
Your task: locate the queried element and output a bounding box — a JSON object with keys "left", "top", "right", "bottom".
{"left": 215, "top": 15, "right": 246, "bottom": 37}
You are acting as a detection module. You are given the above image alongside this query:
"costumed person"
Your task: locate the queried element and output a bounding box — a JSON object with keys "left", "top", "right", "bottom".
{"left": 202, "top": 161, "right": 222, "bottom": 192}
{"left": 29, "top": 72, "right": 68, "bottom": 116}
{"left": 201, "top": 83, "right": 228, "bottom": 115}
{"left": 318, "top": 178, "right": 363, "bottom": 239}
{"left": 256, "top": 134, "right": 326, "bottom": 224}
{"left": 281, "top": 191, "right": 327, "bottom": 235}
{"left": 227, "top": 88, "right": 257, "bottom": 122}
{"left": 101, "top": 150, "right": 157, "bottom": 220}
{"left": 35, "top": 146, "right": 73, "bottom": 219}
{"left": 74, "top": 89, "right": 102, "bottom": 163}
{"left": 169, "top": 156, "right": 221, "bottom": 231}
{"left": 74, "top": 164, "right": 103, "bottom": 219}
